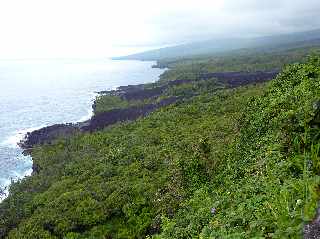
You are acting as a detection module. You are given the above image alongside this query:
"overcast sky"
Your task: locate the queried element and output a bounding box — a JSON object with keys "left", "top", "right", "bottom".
{"left": 0, "top": 0, "right": 319, "bottom": 59}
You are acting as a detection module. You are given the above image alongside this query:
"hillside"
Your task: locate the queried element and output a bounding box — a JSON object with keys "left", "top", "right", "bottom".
{"left": 0, "top": 49, "right": 320, "bottom": 238}
{"left": 114, "top": 29, "right": 320, "bottom": 61}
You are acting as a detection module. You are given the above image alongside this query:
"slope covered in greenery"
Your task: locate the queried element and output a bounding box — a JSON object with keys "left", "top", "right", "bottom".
{"left": 0, "top": 55, "right": 319, "bottom": 238}
{"left": 156, "top": 45, "right": 320, "bottom": 83}
{"left": 114, "top": 29, "right": 320, "bottom": 61}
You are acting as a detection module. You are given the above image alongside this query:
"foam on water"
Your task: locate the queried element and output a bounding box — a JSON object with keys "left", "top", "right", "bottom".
{"left": 76, "top": 92, "right": 97, "bottom": 122}
{"left": 0, "top": 126, "right": 40, "bottom": 201}
{"left": 0, "top": 153, "right": 33, "bottom": 202}
{"left": 1, "top": 125, "right": 47, "bottom": 148}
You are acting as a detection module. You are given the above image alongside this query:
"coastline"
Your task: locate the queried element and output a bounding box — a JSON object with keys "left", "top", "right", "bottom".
{"left": 0, "top": 43, "right": 319, "bottom": 238}
{"left": 0, "top": 59, "right": 165, "bottom": 201}
{"left": 18, "top": 63, "right": 170, "bottom": 153}
{"left": 18, "top": 84, "right": 178, "bottom": 152}
{"left": 8, "top": 66, "right": 279, "bottom": 197}
{"left": 1, "top": 88, "right": 117, "bottom": 201}
{"left": 16, "top": 63, "right": 169, "bottom": 176}
{"left": 18, "top": 69, "right": 279, "bottom": 155}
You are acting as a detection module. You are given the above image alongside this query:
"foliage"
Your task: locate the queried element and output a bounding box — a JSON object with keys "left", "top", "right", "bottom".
{"left": 156, "top": 56, "right": 320, "bottom": 238}
{"left": 0, "top": 53, "right": 319, "bottom": 238}
{"left": 94, "top": 95, "right": 148, "bottom": 115}
{"left": 158, "top": 46, "right": 320, "bottom": 82}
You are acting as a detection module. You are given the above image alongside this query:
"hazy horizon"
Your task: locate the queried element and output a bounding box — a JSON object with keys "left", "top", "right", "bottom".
{"left": 0, "top": 0, "right": 319, "bottom": 59}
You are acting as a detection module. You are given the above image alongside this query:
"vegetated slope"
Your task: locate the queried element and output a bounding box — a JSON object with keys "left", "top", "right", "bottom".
{"left": 156, "top": 57, "right": 320, "bottom": 239}
{"left": 114, "top": 29, "right": 320, "bottom": 61}
{"left": 0, "top": 56, "right": 319, "bottom": 238}
{"left": 155, "top": 45, "right": 320, "bottom": 83}
{"left": 0, "top": 81, "right": 264, "bottom": 238}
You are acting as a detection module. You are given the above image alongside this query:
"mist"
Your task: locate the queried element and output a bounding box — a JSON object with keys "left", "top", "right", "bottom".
{"left": 0, "top": 0, "right": 319, "bottom": 59}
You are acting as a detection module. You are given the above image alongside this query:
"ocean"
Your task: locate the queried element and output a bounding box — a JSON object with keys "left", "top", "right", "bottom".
{"left": 0, "top": 58, "right": 164, "bottom": 200}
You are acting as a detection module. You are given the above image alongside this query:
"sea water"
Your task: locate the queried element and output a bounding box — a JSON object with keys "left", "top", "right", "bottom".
{"left": 0, "top": 58, "right": 164, "bottom": 200}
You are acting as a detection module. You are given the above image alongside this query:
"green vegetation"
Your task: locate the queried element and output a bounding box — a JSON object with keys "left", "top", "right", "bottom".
{"left": 158, "top": 45, "right": 320, "bottom": 82}
{"left": 0, "top": 49, "right": 320, "bottom": 238}
{"left": 94, "top": 95, "right": 148, "bottom": 115}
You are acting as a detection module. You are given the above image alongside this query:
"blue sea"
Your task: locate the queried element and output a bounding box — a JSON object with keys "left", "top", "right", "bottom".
{"left": 0, "top": 58, "right": 164, "bottom": 200}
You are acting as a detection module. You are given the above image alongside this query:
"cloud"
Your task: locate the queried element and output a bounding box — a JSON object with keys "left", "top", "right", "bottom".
{"left": 146, "top": 0, "right": 320, "bottom": 43}
{"left": 0, "top": 0, "right": 319, "bottom": 58}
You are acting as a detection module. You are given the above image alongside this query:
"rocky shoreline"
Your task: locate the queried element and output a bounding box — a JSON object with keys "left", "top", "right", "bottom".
{"left": 18, "top": 70, "right": 279, "bottom": 152}
{"left": 18, "top": 97, "right": 180, "bottom": 151}
{"left": 16, "top": 68, "right": 320, "bottom": 238}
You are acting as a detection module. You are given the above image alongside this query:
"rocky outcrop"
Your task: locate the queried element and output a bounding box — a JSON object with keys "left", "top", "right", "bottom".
{"left": 18, "top": 124, "right": 79, "bottom": 150}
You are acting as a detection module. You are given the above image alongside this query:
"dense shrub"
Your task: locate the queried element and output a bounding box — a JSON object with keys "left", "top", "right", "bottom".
{"left": 0, "top": 54, "right": 319, "bottom": 238}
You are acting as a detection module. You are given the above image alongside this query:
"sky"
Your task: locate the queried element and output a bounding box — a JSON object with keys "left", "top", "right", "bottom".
{"left": 0, "top": 0, "right": 319, "bottom": 59}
